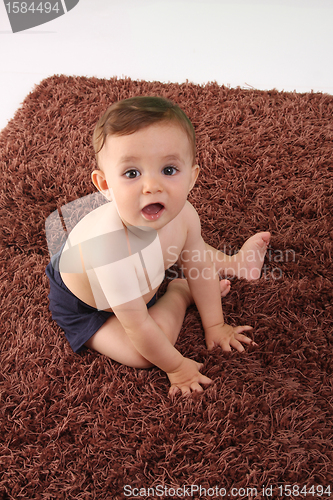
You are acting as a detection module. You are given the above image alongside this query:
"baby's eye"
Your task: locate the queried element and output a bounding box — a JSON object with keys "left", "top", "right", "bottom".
{"left": 124, "top": 169, "right": 140, "bottom": 179}
{"left": 163, "top": 165, "right": 178, "bottom": 176}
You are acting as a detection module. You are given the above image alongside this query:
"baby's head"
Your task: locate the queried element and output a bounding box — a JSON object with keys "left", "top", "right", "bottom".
{"left": 91, "top": 96, "right": 199, "bottom": 228}
{"left": 92, "top": 96, "right": 196, "bottom": 167}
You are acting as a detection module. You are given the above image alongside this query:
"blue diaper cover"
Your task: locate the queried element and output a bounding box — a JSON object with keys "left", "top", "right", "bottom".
{"left": 45, "top": 246, "right": 157, "bottom": 353}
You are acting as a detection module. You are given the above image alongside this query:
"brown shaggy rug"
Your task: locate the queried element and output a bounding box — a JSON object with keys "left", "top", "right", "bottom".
{"left": 0, "top": 75, "right": 332, "bottom": 500}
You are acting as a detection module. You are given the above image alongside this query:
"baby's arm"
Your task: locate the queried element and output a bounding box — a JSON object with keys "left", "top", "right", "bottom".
{"left": 89, "top": 257, "right": 184, "bottom": 371}
{"left": 180, "top": 205, "right": 254, "bottom": 352}
{"left": 114, "top": 298, "right": 183, "bottom": 370}
{"left": 113, "top": 298, "right": 212, "bottom": 395}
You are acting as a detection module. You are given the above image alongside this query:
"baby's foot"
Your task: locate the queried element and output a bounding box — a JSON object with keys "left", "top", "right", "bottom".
{"left": 234, "top": 231, "right": 271, "bottom": 280}
{"left": 220, "top": 279, "right": 231, "bottom": 297}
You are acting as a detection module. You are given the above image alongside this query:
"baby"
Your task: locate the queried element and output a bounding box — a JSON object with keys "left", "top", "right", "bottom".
{"left": 46, "top": 96, "right": 270, "bottom": 396}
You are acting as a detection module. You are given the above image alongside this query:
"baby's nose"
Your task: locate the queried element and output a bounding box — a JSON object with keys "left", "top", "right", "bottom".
{"left": 143, "top": 175, "right": 162, "bottom": 193}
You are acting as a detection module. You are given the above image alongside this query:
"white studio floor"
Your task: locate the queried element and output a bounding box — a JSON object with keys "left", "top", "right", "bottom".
{"left": 0, "top": 0, "right": 333, "bottom": 133}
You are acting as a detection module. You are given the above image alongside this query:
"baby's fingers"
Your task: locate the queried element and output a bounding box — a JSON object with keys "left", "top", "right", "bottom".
{"left": 190, "top": 382, "right": 204, "bottom": 393}
{"left": 235, "top": 326, "right": 257, "bottom": 347}
{"left": 168, "top": 384, "right": 196, "bottom": 398}
{"left": 198, "top": 373, "right": 213, "bottom": 387}
{"left": 234, "top": 325, "right": 253, "bottom": 335}
{"left": 230, "top": 337, "right": 246, "bottom": 353}
{"left": 194, "top": 362, "right": 214, "bottom": 386}
{"left": 235, "top": 330, "right": 258, "bottom": 346}
{"left": 169, "top": 385, "right": 182, "bottom": 398}
{"left": 230, "top": 332, "right": 258, "bottom": 352}
{"left": 217, "top": 339, "right": 232, "bottom": 352}
{"left": 168, "top": 376, "right": 213, "bottom": 398}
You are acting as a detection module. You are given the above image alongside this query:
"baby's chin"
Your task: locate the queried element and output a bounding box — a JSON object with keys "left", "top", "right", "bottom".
{"left": 116, "top": 213, "right": 154, "bottom": 231}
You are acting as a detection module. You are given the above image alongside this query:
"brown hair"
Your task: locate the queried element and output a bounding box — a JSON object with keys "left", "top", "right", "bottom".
{"left": 92, "top": 96, "right": 196, "bottom": 165}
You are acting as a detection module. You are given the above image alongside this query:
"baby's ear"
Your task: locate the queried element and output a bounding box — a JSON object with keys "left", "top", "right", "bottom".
{"left": 91, "top": 170, "right": 112, "bottom": 200}
{"left": 189, "top": 164, "right": 200, "bottom": 191}
{"left": 91, "top": 169, "right": 104, "bottom": 191}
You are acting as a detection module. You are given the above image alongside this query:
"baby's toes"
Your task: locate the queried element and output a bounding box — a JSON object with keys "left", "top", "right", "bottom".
{"left": 220, "top": 279, "right": 231, "bottom": 297}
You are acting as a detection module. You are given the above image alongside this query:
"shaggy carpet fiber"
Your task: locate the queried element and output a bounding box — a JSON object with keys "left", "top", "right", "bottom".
{"left": 0, "top": 75, "right": 332, "bottom": 499}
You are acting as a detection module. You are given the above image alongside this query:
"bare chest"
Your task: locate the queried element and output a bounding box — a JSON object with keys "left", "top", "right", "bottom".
{"left": 60, "top": 218, "right": 187, "bottom": 311}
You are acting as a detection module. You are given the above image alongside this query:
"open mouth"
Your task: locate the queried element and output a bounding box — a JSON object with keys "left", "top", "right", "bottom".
{"left": 141, "top": 203, "right": 165, "bottom": 221}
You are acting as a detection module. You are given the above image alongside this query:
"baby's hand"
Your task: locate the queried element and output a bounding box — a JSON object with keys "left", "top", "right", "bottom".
{"left": 167, "top": 357, "right": 213, "bottom": 397}
{"left": 205, "top": 323, "right": 256, "bottom": 353}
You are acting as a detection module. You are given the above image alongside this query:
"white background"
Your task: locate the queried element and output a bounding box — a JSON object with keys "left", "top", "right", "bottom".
{"left": 1, "top": 0, "right": 332, "bottom": 132}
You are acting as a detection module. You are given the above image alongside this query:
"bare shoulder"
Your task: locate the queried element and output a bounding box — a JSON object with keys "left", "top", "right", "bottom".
{"left": 181, "top": 201, "right": 202, "bottom": 249}
{"left": 67, "top": 202, "right": 122, "bottom": 246}
{"left": 182, "top": 201, "right": 201, "bottom": 232}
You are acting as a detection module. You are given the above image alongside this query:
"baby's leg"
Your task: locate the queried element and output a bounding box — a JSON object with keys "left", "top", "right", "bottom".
{"left": 85, "top": 278, "right": 231, "bottom": 368}
{"left": 205, "top": 232, "right": 271, "bottom": 281}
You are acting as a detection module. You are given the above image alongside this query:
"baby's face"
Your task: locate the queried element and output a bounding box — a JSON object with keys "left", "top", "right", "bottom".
{"left": 93, "top": 122, "right": 199, "bottom": 229}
